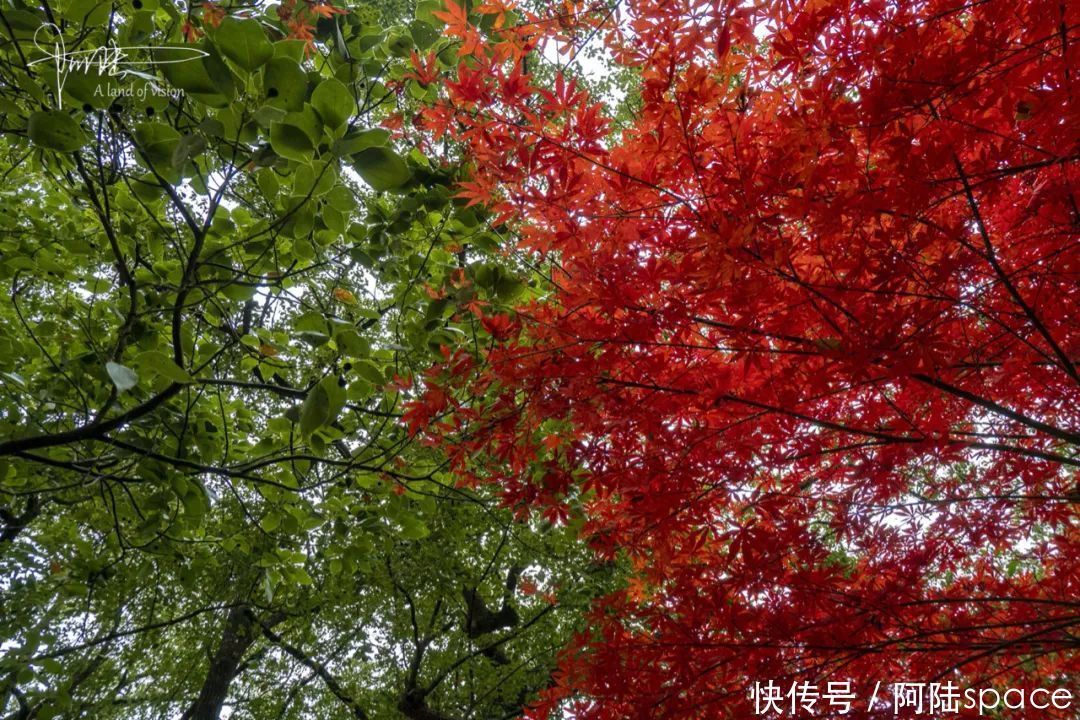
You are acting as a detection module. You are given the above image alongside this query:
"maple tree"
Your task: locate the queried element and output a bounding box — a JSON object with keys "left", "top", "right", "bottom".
{"left": 408, "top": 0, "right": 1080, "bottom": 717}
{"left": 0, "top": 1, "right": 617, "bottom": 718}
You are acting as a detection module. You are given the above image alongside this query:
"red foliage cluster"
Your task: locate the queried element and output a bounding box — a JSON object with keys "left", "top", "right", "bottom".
{"left": 414, "top": 1, "right": 1080, "bottom": 717}
{"left": 182, "top": 0, "right": 343, "bottom": 47}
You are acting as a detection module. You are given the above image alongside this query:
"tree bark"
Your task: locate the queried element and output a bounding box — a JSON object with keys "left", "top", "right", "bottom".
{"left": 183, "top": 605, "right": 281, "bottom": 720}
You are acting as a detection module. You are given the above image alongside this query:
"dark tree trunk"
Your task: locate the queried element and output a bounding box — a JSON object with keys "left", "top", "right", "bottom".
{"left": 183, "top": 605, "right": 259, "bottom": 720}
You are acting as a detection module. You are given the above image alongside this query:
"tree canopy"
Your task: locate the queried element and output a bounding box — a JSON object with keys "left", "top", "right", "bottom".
{"left": 1, "top": 0, "right": 1078, "bottom": 719}
{"left": 407, "top": 0, "right": 1080, "bottom": 718}
{"left": 0, "top": 1, "right": 615, "bottom": 718}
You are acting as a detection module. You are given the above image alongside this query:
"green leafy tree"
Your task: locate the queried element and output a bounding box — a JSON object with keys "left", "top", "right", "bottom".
{"left": 0, "top": 1, "right": 617, "bottom": 718}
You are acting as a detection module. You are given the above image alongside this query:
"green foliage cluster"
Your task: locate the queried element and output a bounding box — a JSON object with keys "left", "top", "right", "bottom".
{"left": 0, "top": 1, "right": 618, "bottom": 718}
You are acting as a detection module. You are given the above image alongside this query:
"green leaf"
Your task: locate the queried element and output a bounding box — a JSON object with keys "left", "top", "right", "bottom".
{"left": 321, "top": 376, "right": 346, "bottom": 427}
{"left": 27, "top": 111, "right": 85, "bottom": 153}
{"left": 262, "top": 573, "right": 275, "bottom": 603}
{"left": 353, "top": 360, "right": 384, "bottom": 385}
{"left": 180, "top": 480, "right": 210, "bottom": 519}
{"left": 65, "top": 0, "right": 111, "bottom": 25}
{"left": 410, "top": 20, "right": 439, "bottom": 49}
{"left": 171, "top": 133, "right": 208, "bottom": 167}
{"left": 293, "top": 310, "right": 328, "bottom": 333}
{"left": 284, "top": 107, "right": 323, "bottom": 144}
{"left": 157, "top": 44, "right": 233, "bottom": 105}
{"left": 215, "top": 18, "right": 273, "bottom": 71}
{"left": 263, "top": 58, "right": 307, "bottom": 112}
{"left": 323, "top": 206, "right": 346, "bottom": 233}
{"left": 352, "top": 147, "right": 411, "bottom": 192}
{"left": 387, "top": 29, "right": 413, "bottom": 57}
{"left": 333, "top": 128, "right": 389, "bottom": 156}
{"left": 311, "top": 78, "right": 354, "bottom": 131}
{"left": 273, "top": 39, "right": 307, "bottom": 62}
{"left": 270, "top": 122, "right": 315, "bottom": 162}
{"left": 134, "top": 123, "right": 181, "bottom": 169}
{"left": 201, "top": 46, "right": 238, "bottom": 101}
{"left": 257, "top": 167, "right": 280, "bottom": 198}
{"left": 293, "top": 161, "right": 336, "bottom": 198}
{"left": 299, "top": 382, "right": 330, "bottom": 438}
{"left": 105, "top": 362, "right": 139, "bottom": 391}
{"left": 325, "top": 184, "right": 356, "bottom": 212}
{"left": 346, "top": 380, "right": 372, "bottom": 401}
{"left": 289, "top": 566, "right": 314, "bottom": 585}
{"left": 415, "top": 0, "right": 444, "bottom": 26}
{"left": 130, "top": 175, "right": 163, "bottom": 204}
{"left": 135, "top": 351, "right": 193, "bottom": 384}
{"left": 398, "top": 514, "right": 431, "bottom": 540}
{"left": 57, "top": 68, "right": 121, "bottom": 109}
{"left": 336, "top": 329, "right": 369, "bottom": 356}
{"left": 295, "top": 330, "right": 330, "bottom": 346}
{"left": 494, "top": 275, "right": 525, "bottom": 300}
